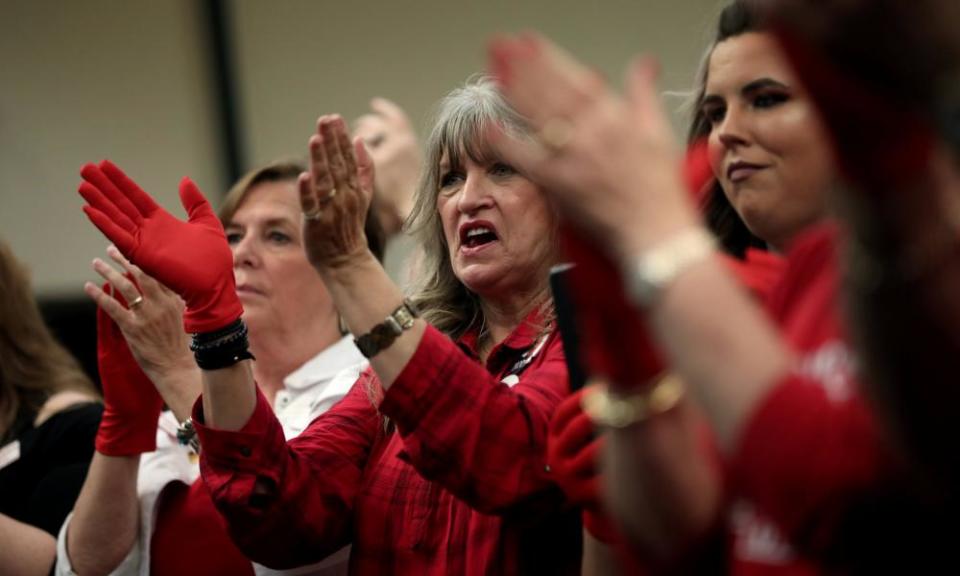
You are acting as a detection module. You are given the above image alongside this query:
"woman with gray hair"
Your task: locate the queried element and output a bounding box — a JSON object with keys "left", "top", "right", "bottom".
{"left": 76, "top": 77, "right": 580, "bottom": 575}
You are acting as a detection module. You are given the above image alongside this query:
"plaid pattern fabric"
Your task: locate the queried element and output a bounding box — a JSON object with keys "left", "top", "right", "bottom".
{"left": 195, "top": 313, "right": 580, "bottom": 575}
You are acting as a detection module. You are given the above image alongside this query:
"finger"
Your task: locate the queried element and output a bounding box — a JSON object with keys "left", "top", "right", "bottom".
{"left": 320, "top": 116, "right": 350, "bottom": 193}
{"left": 352, "top": 115, "right": 385, "bottom": 147}
{"left": 555, "top": 412, "right": 597, "bottom": 457}
{"left": 93, "top": 257, "right": 142, "bottom": 307}
{"left": 568, "top": 438, "right": 602, "bottom": 475}
{"left": 106, "top": 245, "right": 160, "bottom": 298}
{"left": 335, "top": 118, "right": 360, "bottom": 191}
{"left": 83, "top": 205, "right": 136, "bottom": 256}
{"left": 81, "top": 163, "right": 143, "bottom": 226}
{"left": 487, "top": 32, "right": 594, "bottom": 128}
{"left": 178, "top": 177, "right": 217, "bottom": 223}
{"left": 85, "top": 281, "right": 133, "bottom": 331}
{"left": 486, "top": 124, "right": 552, "bottom": 184}
{"left": 99, "top": 160, "right": 160, "bottom": 217}
{"left": 354, "top": 137, "right": 376, "bottom": 198}
{"left": 78, "top": 182, "right": 137, "bottom": 235}
{"left": 625, "top": 55, "right": 671, "bottom": 138}
{"left": 298, "top": 171, "right": 323, "bottom": 219}
{"left": 309, "top": 125, "right": 335, "bottom": 198}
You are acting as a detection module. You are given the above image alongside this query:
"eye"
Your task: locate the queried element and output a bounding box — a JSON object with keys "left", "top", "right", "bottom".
{"left": 225, "top": 230, "right": 243, "bottom": 245}
{"left": 752, "top": 91, "right": 789, "bottom": 110}
{"left": 439, "top": 170, "right": 464, "bottom": 192}
{"left": 267, "top": 230, "right": 292, "bottom": 245}
{"left": 488, "top": 162, "right": 517, "bottom": 178}
{"left": 702, "top": 103, "right": 726, "bottom": 126}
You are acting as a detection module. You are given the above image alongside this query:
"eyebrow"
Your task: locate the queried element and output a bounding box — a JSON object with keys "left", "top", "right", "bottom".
{"left": 225, "top": 217, "right": 295, "bottom": 229}
{"left": 702, "top": 77, "right": 790, "bottom": 107}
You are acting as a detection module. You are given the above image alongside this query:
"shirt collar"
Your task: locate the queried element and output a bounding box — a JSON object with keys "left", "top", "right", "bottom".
{"left": 283, "top": 336, "right": 364, "bottom": 391}
{"left": 456, "top": 306, "right": 548, "bottom": 367}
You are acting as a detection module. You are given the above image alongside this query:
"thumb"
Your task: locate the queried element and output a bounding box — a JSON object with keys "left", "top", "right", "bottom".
{"left": 625, "top": 55, "right": 671, "bottom": 137}
{"left": 354, "top": 137, "right": 376, "bottom": 197}
{"left": 178, "top": 177, "right": 217, "bottom": 223}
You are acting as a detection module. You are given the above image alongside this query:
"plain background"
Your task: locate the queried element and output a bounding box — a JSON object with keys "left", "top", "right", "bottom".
{"left": 1, "top": 0, "right": 725, "bottom": 296}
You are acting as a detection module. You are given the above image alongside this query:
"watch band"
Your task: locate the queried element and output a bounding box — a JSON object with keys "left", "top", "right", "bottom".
{"left": 354, "top": 299, "right": 420, "bottom": 358}
{"left": 624, "top": 228, "right": 716, "bottom": 307}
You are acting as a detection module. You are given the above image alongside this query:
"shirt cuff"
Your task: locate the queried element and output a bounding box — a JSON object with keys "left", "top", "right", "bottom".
{"left": 192, "top": 387, "right": 282, "bottom": 475}
{"left": 380, "top": 325, "right": 455, "bottom": 433}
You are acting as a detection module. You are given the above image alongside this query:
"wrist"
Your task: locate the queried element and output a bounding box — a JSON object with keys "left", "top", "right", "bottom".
{"left": 316, "top": 249, "right": 380, "bottom": 287}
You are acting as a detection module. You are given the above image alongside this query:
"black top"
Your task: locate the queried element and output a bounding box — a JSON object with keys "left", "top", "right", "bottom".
{"left": 0, "top": 402, "right": 102, "bottom": 535}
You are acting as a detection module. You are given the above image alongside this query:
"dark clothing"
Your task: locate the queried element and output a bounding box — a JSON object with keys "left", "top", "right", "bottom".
{"left": 0, "top": 402, "right": 102, "bottom": 535}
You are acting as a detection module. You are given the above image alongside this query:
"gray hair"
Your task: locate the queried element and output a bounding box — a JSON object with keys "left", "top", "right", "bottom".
{"left": 406, "top": 76, "right": 544, "bottom": 339}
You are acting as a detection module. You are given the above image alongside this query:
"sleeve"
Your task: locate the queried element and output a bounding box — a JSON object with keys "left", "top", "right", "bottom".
{"left": 730, "top": 372, "right": 883, "bottom": 555}
{"left": 378, "top": 325, "right": 569, "bottom": 514}
{"left": 194, "top": 379, "right": 380, "bottom": 569}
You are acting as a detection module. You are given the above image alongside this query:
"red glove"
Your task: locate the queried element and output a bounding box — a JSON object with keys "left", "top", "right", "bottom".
{"left": 547, "top": 388, "right": 619, "bottom": 542}
{"left": 78, "top": 160, "right": 242, "bottom": 333}
{"left": 560, "top": 225, "right": 665, "bottom": 392}
{"left": 95, "top": 285, "right": 165, "bottom": 456}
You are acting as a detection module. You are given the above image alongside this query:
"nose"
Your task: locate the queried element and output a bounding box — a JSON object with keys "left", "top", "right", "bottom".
{"left": 456, "top": 169, "right": 494, "bottom": 215}
{"left": 231, "top": 234, "right": 259, "bottom": 269}
{"left": 716, "top": 105, "right": 749, "bottom": 150}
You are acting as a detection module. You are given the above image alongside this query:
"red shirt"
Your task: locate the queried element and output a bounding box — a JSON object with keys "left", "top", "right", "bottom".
{"left": 728, "top": 224, "right": 883, "bottom": 575}
{"left": 194, "top": 316, "right": 580, "bottom": 575}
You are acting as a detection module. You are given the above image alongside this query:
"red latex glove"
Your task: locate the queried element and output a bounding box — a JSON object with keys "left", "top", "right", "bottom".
{"left": 547, "top": 387, "right": 619, "bottom": 542}
{"left": 78, "top": 160, "right": 242, "bottom": 333}
{"left": 95, "top": 285, "right": 165, "bottom": 456}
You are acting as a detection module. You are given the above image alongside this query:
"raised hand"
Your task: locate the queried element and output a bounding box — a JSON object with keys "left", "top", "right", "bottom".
{"left": 78, "top": 160, "right": 242, "bottom": 333}
{"left": 486, "top": 33, "right": 698, "bottom": 262}
{"left": 298, "top": 115, "right": 376, "bottom": 271}
{"left": 84, "top": 246, "right": 200, "bottom": 418}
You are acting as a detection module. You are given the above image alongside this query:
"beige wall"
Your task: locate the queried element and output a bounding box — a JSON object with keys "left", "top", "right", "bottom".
{"left": 1, "top": 0, "right": 724, "bottom": 295}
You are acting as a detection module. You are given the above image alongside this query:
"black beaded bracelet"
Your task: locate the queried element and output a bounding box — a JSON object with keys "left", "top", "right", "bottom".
{"left": 191, "top": 320, "right": 255, "bottom": 370}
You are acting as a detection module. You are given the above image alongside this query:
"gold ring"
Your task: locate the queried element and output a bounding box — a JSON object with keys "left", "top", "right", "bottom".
{"left": 538, "top": 118, "right": 574, "bottom": 154}
{"left": 320, "top": 187, "right": 338, "bottom": 204}
{"left": 303, "top": 206, "right": 323, "bottom": 221}
{"left": 129, "top": 295, "right": 144, "bottom": 309}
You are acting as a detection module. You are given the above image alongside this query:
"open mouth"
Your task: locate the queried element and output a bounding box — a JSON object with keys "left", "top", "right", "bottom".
{"left": 459, "top": 222, "right": 499, "bottom": 250}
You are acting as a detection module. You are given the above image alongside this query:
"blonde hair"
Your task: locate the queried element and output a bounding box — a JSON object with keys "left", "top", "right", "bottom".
{"left": 218, "top": 159, "right": 386, "bottom": 262}
{"left": 0, "top": 239, "right": 97, "bottom": 441}
{"left": 406, "top": 76, "right": 554, "bottom": 340}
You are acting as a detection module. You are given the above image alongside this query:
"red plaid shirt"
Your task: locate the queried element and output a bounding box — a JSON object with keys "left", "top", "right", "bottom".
{"left": 194, "top": 315, "right": 581, "bottom": 575}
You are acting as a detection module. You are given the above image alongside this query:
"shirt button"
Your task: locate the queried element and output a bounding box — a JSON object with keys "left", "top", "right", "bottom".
{"left": 239, "top": 446, "right": 252, "bottom": 457}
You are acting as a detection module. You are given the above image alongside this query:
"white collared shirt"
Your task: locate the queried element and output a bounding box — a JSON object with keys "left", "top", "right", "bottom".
{"left": 57, "top": 336, "right": 367, "bottom": 576}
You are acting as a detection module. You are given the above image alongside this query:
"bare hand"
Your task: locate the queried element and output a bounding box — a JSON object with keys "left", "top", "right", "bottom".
{"left": 84, "top": 246, "right": 200, "bottom": 414}
{"left": 486, "top": 33, "right": 698, "bottom": 261}
{"left": 299, "top": 115, "right": 377, "bottom": 272}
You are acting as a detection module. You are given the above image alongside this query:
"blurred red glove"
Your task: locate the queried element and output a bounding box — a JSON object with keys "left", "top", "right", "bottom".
{"left": 547, "top": 387, "right": 619, "bottom": 542}
{"left": 95, "top": 285, "right": 165, "bottom": 456}
{"left": 79, "top": 160, "right": 242, "bottom": 333}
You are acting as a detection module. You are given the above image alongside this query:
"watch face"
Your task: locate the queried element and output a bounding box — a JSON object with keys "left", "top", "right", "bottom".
{"left": 395, "top": 307, "right": 415, "bottom": 329}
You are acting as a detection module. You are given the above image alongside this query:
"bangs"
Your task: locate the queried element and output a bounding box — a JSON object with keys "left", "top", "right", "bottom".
{"left": 430, "top": 78, "right": 530, "bottom": 176}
